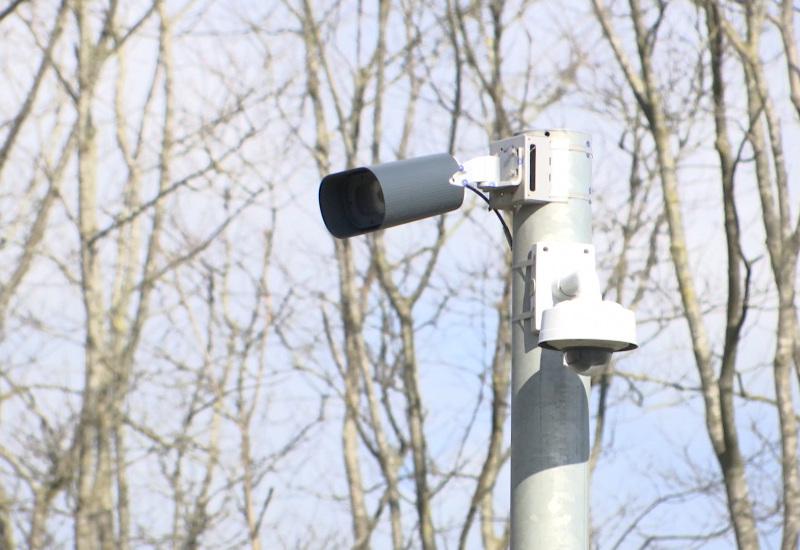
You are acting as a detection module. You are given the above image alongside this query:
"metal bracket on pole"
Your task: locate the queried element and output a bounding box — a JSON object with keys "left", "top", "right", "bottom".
{"left": 487, "top": 134, "right": 555, "bottom": 209}
{"left": 450, "top": 148, "right": 523, "bottom": 189}
{"left": 452, "top": 133, "right": 593, "bottom": 209}
{"left": 484, "top": 133, "right": 594, "bottom": 210}
{"left": 530, "top": 242, "right": 597, "bottom": 332}
{"left": 450, "top": 155, "right": 500, "bottom": 187}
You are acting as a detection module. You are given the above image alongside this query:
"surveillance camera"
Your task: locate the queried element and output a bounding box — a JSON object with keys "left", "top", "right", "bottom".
{"left": 562, "top": 347, "right": 613, "bottom": 376}
{"left": 319, "top": 153, "right": 464, "bottom": 239}
{"left": 538, "top": 298, "right": 637, "bottom": 376}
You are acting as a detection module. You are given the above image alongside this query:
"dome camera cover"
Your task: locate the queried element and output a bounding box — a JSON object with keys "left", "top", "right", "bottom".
{"left": 538, "top": 298, "right": 637, "bottom": 353}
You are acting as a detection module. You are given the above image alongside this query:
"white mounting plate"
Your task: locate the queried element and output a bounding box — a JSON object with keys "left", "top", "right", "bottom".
{"left": 531, "top": 242, "right": 596, "bottom": 332}
{"left": 487, "top": 134, "right": 561, "bottom": 208}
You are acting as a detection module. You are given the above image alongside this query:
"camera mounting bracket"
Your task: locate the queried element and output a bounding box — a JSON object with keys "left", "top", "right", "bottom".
{"left": 529, "top": 241, "right": 598, "bottom": 332}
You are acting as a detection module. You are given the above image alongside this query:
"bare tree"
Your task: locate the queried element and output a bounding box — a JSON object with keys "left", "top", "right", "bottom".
{"left": 10, "top": 0, "right": 798, "bottom": 548}
{"left": 717, "top": 2, "right": 800, "bottom": 546}
{"left": 588, "top": 0, "right": 800, "bottom": 547}
{"left": 290, "top": 1, "right": 590, "bottom": 548}
{"left": 0, "top": 1, "right": 293, "bottom": 548}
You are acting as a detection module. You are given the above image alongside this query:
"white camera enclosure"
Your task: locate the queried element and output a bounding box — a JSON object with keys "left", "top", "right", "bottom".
{"left": 484, "top": 132, "right": 592, "bottom": 210}
{"left": 538, "top": 298, "right": 637, "bottom": 353}
{"left": 319, "top": 153, "right": 464, "bottom": 238}
{"left": 530, "top": 242, "right": 637, "bottom": 374}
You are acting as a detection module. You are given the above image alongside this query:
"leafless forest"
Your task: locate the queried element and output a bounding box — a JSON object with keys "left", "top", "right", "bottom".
{"left": 0, "top": 0, "right": 798, "bottom": 548}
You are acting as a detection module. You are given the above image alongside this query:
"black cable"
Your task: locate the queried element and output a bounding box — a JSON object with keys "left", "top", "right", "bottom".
{"left": 464, "top": 184, "right": 513, "bottom": 249}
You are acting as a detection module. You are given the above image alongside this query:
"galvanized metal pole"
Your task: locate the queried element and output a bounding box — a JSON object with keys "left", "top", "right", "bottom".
{"left": 509, "top": 130, "right": 594, "bottom": 549}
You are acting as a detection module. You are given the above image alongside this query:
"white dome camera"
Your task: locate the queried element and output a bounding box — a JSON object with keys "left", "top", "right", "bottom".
{"left": 531, "top": 242, "right": 637, "bottom": 376}
{"left": 538, "top": 298, "right": 637, "bottom": 376}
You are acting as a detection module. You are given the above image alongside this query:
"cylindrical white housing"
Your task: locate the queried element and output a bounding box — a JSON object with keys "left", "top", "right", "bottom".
{"left": 538, "top": 298, "right": 638, "bottom": 352}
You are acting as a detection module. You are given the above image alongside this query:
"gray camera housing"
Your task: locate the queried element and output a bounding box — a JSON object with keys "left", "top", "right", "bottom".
{"left": 319, "top": 153, "right": 464, "bottom": 239}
